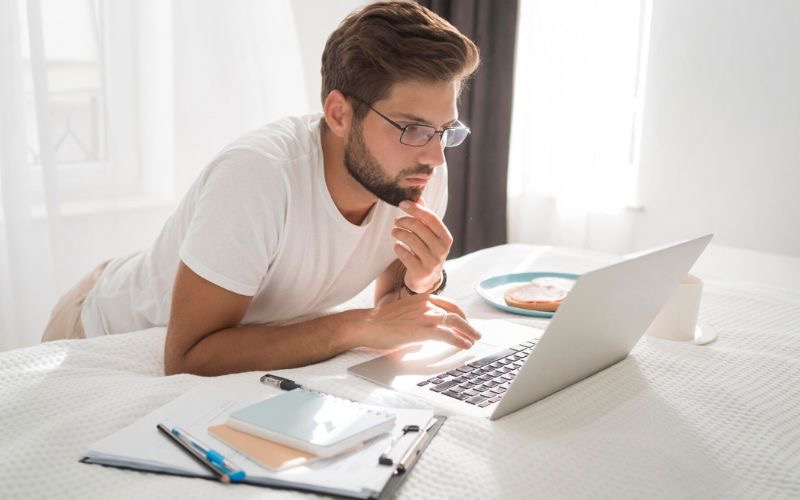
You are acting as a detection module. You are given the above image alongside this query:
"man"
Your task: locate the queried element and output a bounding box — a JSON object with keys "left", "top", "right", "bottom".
{"left": 42, "top": 1, "right": 482, "bottom": 376}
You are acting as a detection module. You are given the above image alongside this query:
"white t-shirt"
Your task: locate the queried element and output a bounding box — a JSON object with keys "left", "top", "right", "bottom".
{"left": 81, "top": 114, "right": 448, "bottom": 337}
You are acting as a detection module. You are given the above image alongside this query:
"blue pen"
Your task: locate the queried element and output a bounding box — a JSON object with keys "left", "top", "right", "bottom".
{"left": 157, "top": 423, "right": 246, "bottom": 483}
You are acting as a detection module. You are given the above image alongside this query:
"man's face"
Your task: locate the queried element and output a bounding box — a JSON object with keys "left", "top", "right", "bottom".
{"left": 343, "top": 80, "right": 458, "bottom": 206}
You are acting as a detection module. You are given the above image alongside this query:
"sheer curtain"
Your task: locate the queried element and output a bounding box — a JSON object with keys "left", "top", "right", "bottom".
{"left": 507, "top": 0, "right": 652, "bottom": 254}
{"left": 0, "top": 0, "right": 364, "bottom": 351}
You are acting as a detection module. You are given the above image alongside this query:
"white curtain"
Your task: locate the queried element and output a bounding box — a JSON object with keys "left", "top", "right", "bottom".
{"left": 507, "top": 0, "right": 652, "bottom": 254}
{"left": 0, "top": 0, "right": 365, "bottom": 351}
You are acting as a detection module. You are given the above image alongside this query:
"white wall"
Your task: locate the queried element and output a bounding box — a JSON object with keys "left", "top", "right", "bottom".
{"left": 291, "top": 0, "right": 370, "bottom": 116}
{"left": 633, "top": 0, "right": 800, "bottom": 258}
{"left": 172, "top": 0, "right": 368, "bottom": 195}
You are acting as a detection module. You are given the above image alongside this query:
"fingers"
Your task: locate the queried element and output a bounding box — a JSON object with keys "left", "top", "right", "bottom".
{"left": 428, "top": 295, "right": 467, "bottom": 319}
{"left": 392, "top": 201, "right": 452, "bottom": 294}
{"left": 394, "top": 242, "right": 423, "bottom": 274}
{"left": 398, "top": 201, "right": 453, "bottom": 247}
{"left": 438, "top": 313, "right": 481, "bottom": 343}
{"left": 392, "top": 217, "right": 448, "bottom": 266}
{"left": 422, "top": 304, "right": 481, "bottom": 348}
{"left": 434, "top": 329, "right": 473, "bottom": 349}
{"left": 392, "top": 227, "right": 439, "bottom": 269}
{"left": 394, "top": 216, "right": 437, "bottom": 248}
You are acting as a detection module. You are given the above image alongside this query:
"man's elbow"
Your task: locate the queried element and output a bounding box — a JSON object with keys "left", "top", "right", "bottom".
{"left": 163, "top": 354, "right": 186, "bottom": 376}
{"left": 163, "top": 342, "right": 193, "bottom": 376}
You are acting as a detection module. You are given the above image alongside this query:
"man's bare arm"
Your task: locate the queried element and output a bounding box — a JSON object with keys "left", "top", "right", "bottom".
{"left": 163, "top": 261, "right": 362, "bottom": 376}
{"left": 164, "top": 261, "right": 480, "bottom": 376}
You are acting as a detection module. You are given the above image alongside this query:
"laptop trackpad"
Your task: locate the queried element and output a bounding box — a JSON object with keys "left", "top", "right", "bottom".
{"left": 348, "top": 319, "right": 541, "bottom": 388}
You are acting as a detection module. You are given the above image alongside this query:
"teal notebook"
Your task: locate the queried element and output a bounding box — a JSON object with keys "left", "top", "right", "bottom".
{"left": 227, "top": 389, "right": 396, "bottom": 458}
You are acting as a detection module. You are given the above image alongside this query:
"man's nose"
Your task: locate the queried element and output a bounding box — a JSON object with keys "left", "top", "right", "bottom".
{"left": 418, "top": 133, "right": 446, "bottom": 167}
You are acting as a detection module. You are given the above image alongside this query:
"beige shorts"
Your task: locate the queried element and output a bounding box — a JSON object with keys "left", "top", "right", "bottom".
{"left": 40, "top": 260, "right": 110, "bottom": 342}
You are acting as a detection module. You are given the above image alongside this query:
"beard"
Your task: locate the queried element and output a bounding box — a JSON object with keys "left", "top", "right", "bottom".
{"left": 344, "top": 122, "right": 433, "bottom": 207}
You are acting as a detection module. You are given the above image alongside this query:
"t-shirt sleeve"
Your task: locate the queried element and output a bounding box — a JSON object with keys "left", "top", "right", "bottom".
{"left": 179, "top": 150, "right": 287, "bottom": 296}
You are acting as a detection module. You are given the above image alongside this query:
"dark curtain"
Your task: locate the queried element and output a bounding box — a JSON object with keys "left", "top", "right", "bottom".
{"left": 418, "top": 0, "right": 518, "bottom": 257}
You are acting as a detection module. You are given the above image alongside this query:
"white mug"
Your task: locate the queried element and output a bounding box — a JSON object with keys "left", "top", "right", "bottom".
{"left": 645, "top": 274, "right": 706, "bottom": 342}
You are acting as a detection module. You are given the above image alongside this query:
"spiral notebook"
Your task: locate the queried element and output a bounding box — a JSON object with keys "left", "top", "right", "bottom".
{"left": 227, "top": 389, "right": 396, "bottom": 457}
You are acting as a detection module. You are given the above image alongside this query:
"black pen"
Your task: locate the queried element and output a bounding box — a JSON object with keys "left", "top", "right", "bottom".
{"left": 156, "top": 423, "right": 245, "bottom": 483}
{"left": 260, "top": 373, "right": 302, "bottom": 391}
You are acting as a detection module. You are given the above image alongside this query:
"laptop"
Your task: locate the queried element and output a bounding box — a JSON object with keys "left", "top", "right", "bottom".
{"left": 349, "top": 234, "right": 713, "bottom": 420}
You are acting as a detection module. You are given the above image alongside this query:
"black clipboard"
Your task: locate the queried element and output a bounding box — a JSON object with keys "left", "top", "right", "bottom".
{"left": 81, "top": 415, "right": 446, "bottom": 499}
{"left": 375, "top": 415, "right": 446, "bottom": 500}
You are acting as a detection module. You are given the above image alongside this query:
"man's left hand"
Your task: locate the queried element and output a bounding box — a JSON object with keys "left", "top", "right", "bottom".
{"left": 392, "top": 198, "right": 452, "bottom": 293}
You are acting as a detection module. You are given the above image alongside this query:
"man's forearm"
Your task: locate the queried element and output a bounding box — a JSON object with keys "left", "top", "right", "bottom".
{"left": 170, "top": 309, "right": 367, "bottom": 376}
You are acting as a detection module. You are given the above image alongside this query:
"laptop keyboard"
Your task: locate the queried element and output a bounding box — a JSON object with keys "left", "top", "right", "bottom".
{"left": 416, "top": 340, "right": 538, "bottom": 408}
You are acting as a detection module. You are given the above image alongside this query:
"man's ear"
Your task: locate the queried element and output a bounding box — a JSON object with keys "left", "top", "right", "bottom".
{"left": 322, "top": 90, "right": 352, "bottom": 139}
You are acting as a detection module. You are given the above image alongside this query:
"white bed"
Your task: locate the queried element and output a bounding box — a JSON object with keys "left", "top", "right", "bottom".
{"left": 2, "top": 243, "right": 799, "bottom": 499}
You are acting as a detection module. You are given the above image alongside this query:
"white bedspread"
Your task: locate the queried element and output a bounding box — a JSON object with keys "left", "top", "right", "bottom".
{"left": 2, "top": 244, "right": 799, "bottom": 499}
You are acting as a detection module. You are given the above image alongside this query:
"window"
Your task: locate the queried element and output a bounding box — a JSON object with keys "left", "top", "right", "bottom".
{"left": 19, "top": 0, "right": 141, "bottom": 204}
{"left": 509, "top": 0, "right": 652, "bottom": 214}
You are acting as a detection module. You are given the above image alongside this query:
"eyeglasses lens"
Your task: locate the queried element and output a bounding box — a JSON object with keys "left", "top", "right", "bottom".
{"left": 399, "top": 123, "right": 470, "bottom": 148}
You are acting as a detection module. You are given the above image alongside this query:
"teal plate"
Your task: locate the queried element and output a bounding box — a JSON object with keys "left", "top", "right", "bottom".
{"left": 476, "top": 272, "right": 580, "bottom": 318}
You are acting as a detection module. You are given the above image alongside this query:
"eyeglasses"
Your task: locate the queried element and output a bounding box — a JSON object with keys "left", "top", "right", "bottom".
{"left": 349, "top": 95, "right": 470, "bottom": 148}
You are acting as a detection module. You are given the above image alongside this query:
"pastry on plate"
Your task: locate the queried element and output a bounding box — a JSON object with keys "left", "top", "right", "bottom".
{"left": 504, "top": 277, "right": 576, "bottom": 312}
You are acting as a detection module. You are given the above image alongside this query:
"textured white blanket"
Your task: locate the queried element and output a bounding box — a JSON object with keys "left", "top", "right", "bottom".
{"left": 1, "top": 244, "right": 799, "bottom": 499}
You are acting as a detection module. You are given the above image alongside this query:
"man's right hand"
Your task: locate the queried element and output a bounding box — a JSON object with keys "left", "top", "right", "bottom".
{"left": 345, "top": 293, "right": 482, "bottom": 351}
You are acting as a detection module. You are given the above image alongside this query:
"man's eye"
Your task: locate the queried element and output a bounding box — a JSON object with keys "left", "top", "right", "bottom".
{"left": 406, "top": 124, "right": 434, "bottom": 139}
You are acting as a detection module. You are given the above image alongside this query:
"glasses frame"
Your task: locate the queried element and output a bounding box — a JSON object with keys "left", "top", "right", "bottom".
{"left": 348, "top": 95, "right": 470, "bottom": 148}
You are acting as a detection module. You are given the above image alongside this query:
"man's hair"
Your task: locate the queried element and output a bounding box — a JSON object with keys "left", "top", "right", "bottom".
{"left": 320, "top": 1, "right": 480, "bottom": 120}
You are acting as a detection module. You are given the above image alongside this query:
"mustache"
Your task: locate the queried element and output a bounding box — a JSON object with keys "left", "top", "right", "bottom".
{"left": 398, "top": 165, "right": 434, "bottom": 178}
